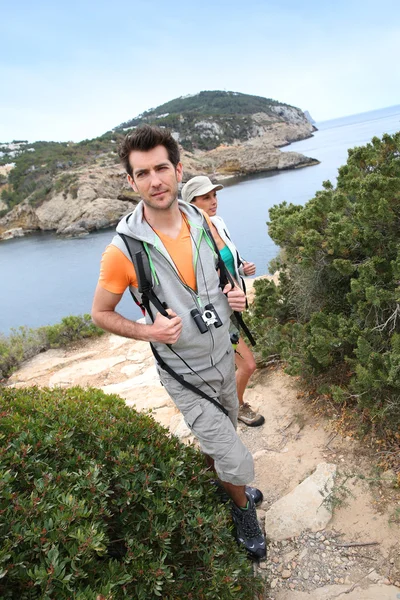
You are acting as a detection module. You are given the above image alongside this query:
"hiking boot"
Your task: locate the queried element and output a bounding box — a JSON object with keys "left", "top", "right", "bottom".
{"left": 231, "top": 493, "right": 267, "bottom": 560}
{"left": 211, "top": 480, "right": 263, "bottom": 506}
{"left": 238, "top": 403, "right": 265, "bottom": 427}
{"left": 245, "top": 486, "right": 264, "bottom": 506}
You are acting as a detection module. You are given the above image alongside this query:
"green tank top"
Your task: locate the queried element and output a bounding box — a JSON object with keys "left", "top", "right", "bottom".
{"left": 220, "top": 245, "right": 235, "bottom": 277}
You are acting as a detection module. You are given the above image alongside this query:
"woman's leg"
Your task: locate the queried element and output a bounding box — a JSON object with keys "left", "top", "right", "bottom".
{"left": 235, "top": 337, "right": 256, "bottom": 405}
{"left": 235, "top": 337, "right": 265, "bottom": 427}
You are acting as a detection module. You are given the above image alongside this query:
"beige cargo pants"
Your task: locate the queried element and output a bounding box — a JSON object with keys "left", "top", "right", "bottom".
{"left": 158, "top": 346, "right": 254, "bottom": 486}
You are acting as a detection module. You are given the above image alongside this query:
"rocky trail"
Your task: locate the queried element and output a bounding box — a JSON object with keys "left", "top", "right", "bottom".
{"left": 8, "top": 332, "right": 400, "bottom": 600}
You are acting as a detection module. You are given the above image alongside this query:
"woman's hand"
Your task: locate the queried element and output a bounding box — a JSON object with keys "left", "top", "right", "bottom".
{"left": 243, "top": 261, "right": 256, "bottom": 276}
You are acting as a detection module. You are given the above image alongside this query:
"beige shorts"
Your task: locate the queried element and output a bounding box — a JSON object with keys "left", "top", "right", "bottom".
{"left": 157, "top": 346, "right": 254, "bottom": 486}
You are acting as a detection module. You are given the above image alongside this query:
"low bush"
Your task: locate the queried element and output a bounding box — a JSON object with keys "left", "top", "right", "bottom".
{"left": 0, "top": 387, "right": 264, "bottom": 599}
{"left": 43, "top": 315, "right": 103, "bottom": 348}
{"left": 250, "top": 132, "right": 400, "bottom": 432}
{"left": 0, "top": 314, "right": 104, "bottom": 380}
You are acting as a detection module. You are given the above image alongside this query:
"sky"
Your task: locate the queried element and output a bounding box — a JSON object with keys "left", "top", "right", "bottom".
{"left": 1, "top": 0, "right": 399, "bottom": 143}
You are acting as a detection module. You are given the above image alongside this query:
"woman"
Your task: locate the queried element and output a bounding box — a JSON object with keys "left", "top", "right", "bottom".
{"left": 181, "top": 176, "right": 264, "bottom": 427}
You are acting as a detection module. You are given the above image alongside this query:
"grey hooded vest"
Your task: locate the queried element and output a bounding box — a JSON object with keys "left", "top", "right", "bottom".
{"left": 113, "top": 200, "right": 233, "bottom": 374}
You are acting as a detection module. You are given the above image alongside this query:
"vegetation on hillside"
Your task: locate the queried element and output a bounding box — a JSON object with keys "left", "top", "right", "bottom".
{"left": 0, "top": 386, "right": 264, "bottom": 599}
{"left": 0, "top": 91, "right": 304, "bottom": 212}
{"left": 118, "top": 90, "right": 297, "bottom": 151}
{"left": 0, "top": 314, "right": 104, "bottom": 380}
{"left": 250, "top": 131, "right": 400, "bottom": 435}
{"left": 0, "top": 135, "right": 121, "bottom": 210}
{"left": 129, "top": 90, "right": 289, "bottom": 118}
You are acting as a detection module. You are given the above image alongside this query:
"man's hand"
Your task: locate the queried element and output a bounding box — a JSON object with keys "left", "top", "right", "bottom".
{"left": 243, "top": 261, "right": 256, "bottom": 276}
{"left": 222, "top": 283, "right": 246, "bottom": 312}
{"left": 149, "top": 309, "right": 183, "bottom": 344}
{"left": 92, "top": 286, "right": 182, "bottom": 344}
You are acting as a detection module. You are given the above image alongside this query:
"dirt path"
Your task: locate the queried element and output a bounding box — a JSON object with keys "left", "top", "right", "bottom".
{"left": 242, "top": 369, "right": 400, "bottom": 598}
{"left": 8, "top": 333, "right": 400, "bottom": 599}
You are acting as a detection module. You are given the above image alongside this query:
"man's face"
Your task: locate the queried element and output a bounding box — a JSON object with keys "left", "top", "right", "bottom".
{"left": 127, "top": 145, "right": 183, "bottom": 211}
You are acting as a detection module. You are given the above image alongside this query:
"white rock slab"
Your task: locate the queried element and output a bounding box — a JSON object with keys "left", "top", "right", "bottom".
{"left": 169, "top": 413, "right": 192, "bottom": 439}
{"left": 101, "top": 365, "right": 159, "bottom": 393}
{"left": 49, "top": 356, "right": 127, "bottom": 386}
{"left": 124, "top": 388, "right": 172, "bottom": 411}
{"left": 108, "top": 334, "right": 134, "bottom": 350}
{"left": 126, "top": 351, "right": 150, "bottom": 364}
{"left": 149, "top": 405, "right": 180, "bottom": 430}
{"left": 9, "top": 350, "right": 98, "bottom": 382}
{"left": 120, "top": 363, "right": 142, "bottom": 377}
{"left": 276, "top": 583, "right": 400, "bottom": 600}
{"left": 126, "top": 341, "right": 152, "bottom": 361}
{"left": 264, "top": 462, "right": 337, "bottom": 541}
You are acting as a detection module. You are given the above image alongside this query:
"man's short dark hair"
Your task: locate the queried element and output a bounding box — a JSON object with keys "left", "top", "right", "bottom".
{"left": 118, "top": 125, "right": 180, "bottom": 177}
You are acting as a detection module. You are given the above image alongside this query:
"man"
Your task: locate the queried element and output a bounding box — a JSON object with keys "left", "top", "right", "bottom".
{"left": 92, "top": 125, "right": 266, "bottom": 560}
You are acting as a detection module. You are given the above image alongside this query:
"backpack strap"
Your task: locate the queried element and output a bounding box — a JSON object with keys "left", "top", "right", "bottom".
{"left": 202, "top": 219, "right": 256, "bottom": 347}
{"left": 118, "top": 233, "right": 169, "bottom": 320}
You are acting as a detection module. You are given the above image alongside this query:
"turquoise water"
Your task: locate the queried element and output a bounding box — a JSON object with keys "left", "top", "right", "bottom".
{"left": 1, "top": 105, "right": 399, "bottom": 334}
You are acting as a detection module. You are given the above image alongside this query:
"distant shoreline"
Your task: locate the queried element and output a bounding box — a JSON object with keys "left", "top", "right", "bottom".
{"left": 0, "top": 153, "right": 320, "bottom": 243}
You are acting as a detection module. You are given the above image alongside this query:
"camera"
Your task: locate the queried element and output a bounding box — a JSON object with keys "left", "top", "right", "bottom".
{"left": 191, "top": 303, "right": 223, "bottom": 334}
{"left": 190, "top": 308, "right": 209, "bottom": 334}
{"left": 204, "top": 304, "right": 222, "bottom": 328}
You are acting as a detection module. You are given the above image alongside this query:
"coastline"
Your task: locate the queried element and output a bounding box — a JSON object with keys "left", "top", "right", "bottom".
{"left": 0, "top": 154, "right": 321, "bottom": 244}
{"left": 0, "top": 130, "right": 318, "bottom": 242}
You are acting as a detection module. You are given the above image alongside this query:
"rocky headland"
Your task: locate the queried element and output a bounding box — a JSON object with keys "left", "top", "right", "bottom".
{"left": 0, "top": 91, "right": 319, "bottom": 240}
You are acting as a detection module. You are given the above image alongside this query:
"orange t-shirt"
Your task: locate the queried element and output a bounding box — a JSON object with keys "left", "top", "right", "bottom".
{"left": 98, "top": 211, "right": 212, "bottom": 294}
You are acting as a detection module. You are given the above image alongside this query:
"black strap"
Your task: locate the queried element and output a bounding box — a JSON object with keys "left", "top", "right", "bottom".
{"left": 150, "top": 344, "right": 228, "bottom": 416}
{"left": 234, "top": 312, "right": 256, "bottom": 346}
{"left": 118, "top": 233, "right": 152, "bottom": 292}
{"left": 202, "top": 220, "right": 256, "bottom": 347}
{"left": 119, "top": 233, "right": 168, "bottom": 319}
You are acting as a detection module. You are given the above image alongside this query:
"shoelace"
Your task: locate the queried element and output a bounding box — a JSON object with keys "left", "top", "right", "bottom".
{"left": 235, "top": 505, "right": 261, "bottom": 537}
{"left": 241, "top": 404, "right": 256, "bottom": 417}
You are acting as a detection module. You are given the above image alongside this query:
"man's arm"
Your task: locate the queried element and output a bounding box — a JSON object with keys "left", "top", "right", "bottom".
{"left": 91, "top": 284, "right": 182, "bottom": 344}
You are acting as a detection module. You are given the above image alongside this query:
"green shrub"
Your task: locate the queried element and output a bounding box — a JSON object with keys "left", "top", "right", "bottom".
{"left": 54, "top": 174, "right": 79, "bottom": 194}
{"left": 0, "top": 387, "right": 264, "bottom": 599}
{"left": 0, "top": 315, "right": 104, "bottom": 380}
{"left": 250, "top": 132, "right": 400, "bottom": 431}
{"left": 28, "top": 180, "right": 54, "bottom": 206}
{"left": 0, "top": 327, "right": 48, "bottom": 381}
{"left": 1, "top": 188, "right": 20, "bottom": 209}
{"left": 43, "top": 315, "right": 102, "bottom": 347}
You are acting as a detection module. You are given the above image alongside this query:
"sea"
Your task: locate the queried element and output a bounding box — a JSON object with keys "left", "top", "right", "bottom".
{"left": 1, "top": 105, "right": 399, "bottom": 334}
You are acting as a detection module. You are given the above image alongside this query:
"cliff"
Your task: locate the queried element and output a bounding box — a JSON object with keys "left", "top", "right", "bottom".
{"left": 0, "top": 91, "right": 318, "bottom": 240}
{"left": 118, "top": 92, "right": 317, "bottom": 151}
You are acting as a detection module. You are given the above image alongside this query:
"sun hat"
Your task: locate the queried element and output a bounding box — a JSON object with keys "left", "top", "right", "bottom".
{"left": 181, "top": 176, "right": 224, "bottom": 204}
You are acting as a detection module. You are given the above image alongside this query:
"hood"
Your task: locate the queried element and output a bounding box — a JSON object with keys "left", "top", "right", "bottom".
{"left": 116, "top": 199, "right": 205, "bottom": 243}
